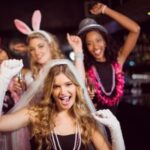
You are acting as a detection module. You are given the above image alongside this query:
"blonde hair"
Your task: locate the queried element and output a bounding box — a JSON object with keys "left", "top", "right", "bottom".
{"left": 29, "top": 64, "right": 98, "bottom": 149}
{"left": 27, "top": 32, "right": 64, "bottom": 79}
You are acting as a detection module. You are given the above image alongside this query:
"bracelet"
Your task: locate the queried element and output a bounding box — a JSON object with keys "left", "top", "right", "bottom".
{"left": 74, "top": 52, "right": 84, "bottom": 60}
{"left": 102, "top": 5, "right": 107, "bottom": 14}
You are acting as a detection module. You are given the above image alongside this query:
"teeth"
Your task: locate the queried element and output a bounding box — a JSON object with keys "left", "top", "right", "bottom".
{"left": 94, "top": 50, "right": 101, "bottom": 55}
{"left": 60, "top": 96, "right": 71, "bottom": 105}
{"left": 60, "top": 96, "right": 70, "bottom": 102}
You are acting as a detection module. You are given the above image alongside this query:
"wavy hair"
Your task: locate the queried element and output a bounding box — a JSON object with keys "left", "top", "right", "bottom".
{"left": 26, "top": 32, "right": 64, "bottom": 79}
{"left": 28, "top": 64, "right": 98, "bottom": 149}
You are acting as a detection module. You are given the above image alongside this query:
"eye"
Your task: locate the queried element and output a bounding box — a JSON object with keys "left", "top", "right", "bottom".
{"left": 86, "top": 42, "right": 92, "bottom": 47}
{"left": 65, "top": 82, "right": 73, "bottom": 86}
{"left": 97, "top": 37, "right": 104, "bottom": 43}
{"left": 38, "top": 44, "right": 44, "bottom": 49}
{"left": 53, "top": 85, "right": 60, "bottom": 89}
{"left": 29, "top": 48, "right": 35, "bottom": 52}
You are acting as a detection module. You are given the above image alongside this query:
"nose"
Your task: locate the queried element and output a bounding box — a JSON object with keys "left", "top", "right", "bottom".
{"left": 34, "top": 48, "right": 40, "bottom": 55}
{"left": 59, "top": 86, "right": 66, "bottom": 95}
{"left": 93, "top": 42, "right": 98, "bottom": 50}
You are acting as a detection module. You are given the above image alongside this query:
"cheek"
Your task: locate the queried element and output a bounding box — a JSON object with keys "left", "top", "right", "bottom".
{"left": 72, "top": 87, "right": 77, "bottom": 97}
{"left": 44, "top": 50, "right": 52, "bottom": 59}
{"left": 51, "top": 90, "right": 58, "bottom": 99}
{"left": 86, "top": 45, "right": 92, "bottom": 52}
{"left": 30, "top": 51, "right": 35, "bottom": 58}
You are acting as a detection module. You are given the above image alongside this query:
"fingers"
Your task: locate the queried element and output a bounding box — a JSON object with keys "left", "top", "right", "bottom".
{"left": 92, "top": 111, "right": 109, "bottom": 126}
{"left": 90, "top": 3, "right": 104, "bottom": 15}
{"left": 11, "top": 78, "right": 26, "bottom": 93}
{"left": 67, "top": 33, "right": 80, "bottom": 42}
{"left": 96, "top": 109, "right": 113, "bottom": 118}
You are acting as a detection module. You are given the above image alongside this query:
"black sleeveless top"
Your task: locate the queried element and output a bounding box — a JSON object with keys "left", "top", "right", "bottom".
{"left": 94, "top": 61, "right": 113, "bottom": 92}
{"left": 92, "top": 61, "right": 118, "bottom": 114}
{"left": 30, "top": 134, "right": 95, "bottom": 150}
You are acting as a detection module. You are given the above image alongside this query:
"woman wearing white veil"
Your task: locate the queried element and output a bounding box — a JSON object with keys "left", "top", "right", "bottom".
{"left": 0, "top": 59, "right": 125, "bottom": 150}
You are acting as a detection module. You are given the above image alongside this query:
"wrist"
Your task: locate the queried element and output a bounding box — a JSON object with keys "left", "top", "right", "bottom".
{"left": 74, "top": 52, "right": 84, "bottom": 60}
{"left": 110, "top": 121, "right": 121, "bottom": 132}
{"left": 102, "top": 5, "right": 107, "bottom": 14}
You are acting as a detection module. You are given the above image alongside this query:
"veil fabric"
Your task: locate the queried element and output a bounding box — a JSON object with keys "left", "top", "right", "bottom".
{"left": 1, "top": 59, "right": 107, "bottom": 149}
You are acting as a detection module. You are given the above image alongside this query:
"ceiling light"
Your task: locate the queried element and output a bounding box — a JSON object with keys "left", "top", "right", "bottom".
{"left": 147, "top": 12, "right": 150, "bottom": 15}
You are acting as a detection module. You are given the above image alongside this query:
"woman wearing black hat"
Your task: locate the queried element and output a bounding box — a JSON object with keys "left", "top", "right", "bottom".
{"left": 70, "top": 2, "right": 140, "bottom": 114}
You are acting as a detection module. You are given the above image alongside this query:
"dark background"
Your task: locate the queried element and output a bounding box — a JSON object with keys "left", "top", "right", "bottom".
{"left": 0, "top": 0, "right": 150, "bottom": 149}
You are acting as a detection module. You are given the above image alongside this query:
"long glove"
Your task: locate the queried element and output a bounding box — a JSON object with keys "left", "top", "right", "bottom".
{"left": 93, "top": 109, "right": 125, "bottom": 150}
{"left": 0, "top": 59, "right": 23, "bottom": 115}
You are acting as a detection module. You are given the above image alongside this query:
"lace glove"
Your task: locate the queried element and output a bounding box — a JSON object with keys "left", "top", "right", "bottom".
{"left": 0, "top": 59, "right": 23, "bottom": 115}
{"left": 93, "top": 109, "right": 125, "bottom": 150}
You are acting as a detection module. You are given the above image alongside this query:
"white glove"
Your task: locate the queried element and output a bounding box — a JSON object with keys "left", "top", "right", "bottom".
{"left": 0, "top": 59, "right": 23, "bottom": 82}
{"left": 93, "top": 109, "right": 125, "bottom": 150}
{"left": 0, "top": 59, "right": 23, "bottom": 115}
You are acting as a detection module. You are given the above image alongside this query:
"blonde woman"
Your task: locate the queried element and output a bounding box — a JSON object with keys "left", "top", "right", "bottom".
{"left": 0, "top": 59, "right": 125, "bottom": 150}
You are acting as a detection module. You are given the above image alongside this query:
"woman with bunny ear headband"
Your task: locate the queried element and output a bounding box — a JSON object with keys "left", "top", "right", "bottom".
{"left": 14, "top": 10, "right": 64, "bottom": 81}
{"left": 11, "top": 9, "right": 64, "bottom": 108}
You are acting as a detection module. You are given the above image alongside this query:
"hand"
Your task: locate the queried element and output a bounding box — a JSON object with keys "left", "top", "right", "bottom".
{"left": 67, "top": 33, "right": 83, "bottom": 53}
{"left": 9, "top": 77, "right": 27, "bottom": 98}
{"left": 93, "top": 109, "right": 120, "bottom": 129}
{"left": 87, "top": 85, "right": 96, "bottom": 100}
{"left": 0, "top": 59, "right": 23, "bottom": 81}
{"left": 86, "top": 76, "right": 96, "bottom": 100}
{"left": 93, "top": 109, "right": 125, "bottom": 150}
{"left": 90, "top": 3, "right": 107, "bottom": 15}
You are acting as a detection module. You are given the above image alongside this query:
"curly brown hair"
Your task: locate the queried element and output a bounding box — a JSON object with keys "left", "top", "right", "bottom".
{"left": 28, "top": 64, "right": 99, "bottom": 149}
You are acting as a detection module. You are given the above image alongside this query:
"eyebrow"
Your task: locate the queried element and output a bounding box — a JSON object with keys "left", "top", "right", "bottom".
{"left": 54, "top": 81, "right": 72, "bottom": 85}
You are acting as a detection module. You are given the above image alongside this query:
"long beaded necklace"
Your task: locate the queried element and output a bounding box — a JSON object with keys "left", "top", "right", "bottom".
{"left": 50, "top": 124, "right": 81, "bottom": 150}
{"left": 92, "top": 65, "right": 116, "bottom": 96}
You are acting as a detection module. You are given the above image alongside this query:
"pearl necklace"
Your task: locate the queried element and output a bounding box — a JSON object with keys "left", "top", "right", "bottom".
{"left": 92, "top": 65, "right": 115, "bottom": 96}
{"left": 50, "top": 124, "right": 81, "bottom": 150}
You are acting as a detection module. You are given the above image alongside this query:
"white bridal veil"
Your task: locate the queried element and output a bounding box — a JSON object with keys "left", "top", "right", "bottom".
{"left": 1, "top": 59, "right": 106, "bottom": 150}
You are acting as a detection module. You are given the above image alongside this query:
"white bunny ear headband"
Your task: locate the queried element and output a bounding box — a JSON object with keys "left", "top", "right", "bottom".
{"left": 14, "top": 10, "right": 52, "bottom": 43}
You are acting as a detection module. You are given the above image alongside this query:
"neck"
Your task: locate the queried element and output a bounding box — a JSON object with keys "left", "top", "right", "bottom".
{"left": 95, "top": 57, "right": 106, "bottom": 62}
{"left": 56, "top": 110, "right": 71, "bottom": 119}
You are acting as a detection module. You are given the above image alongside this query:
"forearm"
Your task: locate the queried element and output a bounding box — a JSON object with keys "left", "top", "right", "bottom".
{"left": 110, "top": 122, "right": 125, "bottom": 150}
{"left": 104, "top": 6, "right": 140, "bottom": 33}
{"left": 0, "top": 108, "right": 30, "bottom": 132}
{"left": 74, "top": 52, "right": 86, "bottom": 81}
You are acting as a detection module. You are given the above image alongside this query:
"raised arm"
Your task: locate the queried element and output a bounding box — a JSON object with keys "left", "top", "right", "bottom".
{"left": 90, "top": 2, "right": 140, "bottom": 67}
{"left": 0, "top": 107, "right": 30, "bottom": 132}
{"left": 67, "top": 33, "right": 85, "bottom": 81}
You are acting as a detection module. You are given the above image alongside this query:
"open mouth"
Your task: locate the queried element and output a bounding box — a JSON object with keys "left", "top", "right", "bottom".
{"left": 94, "top": 49, "right": 102, "bottom": 55}
{"left": 59, "top": 95, "right": 71, "bottom": 105}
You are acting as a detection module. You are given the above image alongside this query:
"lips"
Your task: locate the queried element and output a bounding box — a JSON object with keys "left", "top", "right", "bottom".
{"left": 59, "top": 96, "right": 71, "bottom": 105}
{"left": 94, "top": 49, "right": 102, "bottom": 55}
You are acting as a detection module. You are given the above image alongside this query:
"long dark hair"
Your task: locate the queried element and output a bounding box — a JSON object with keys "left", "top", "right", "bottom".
{"left": 80, "top": 29, "right": 118, "bottom": 70}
